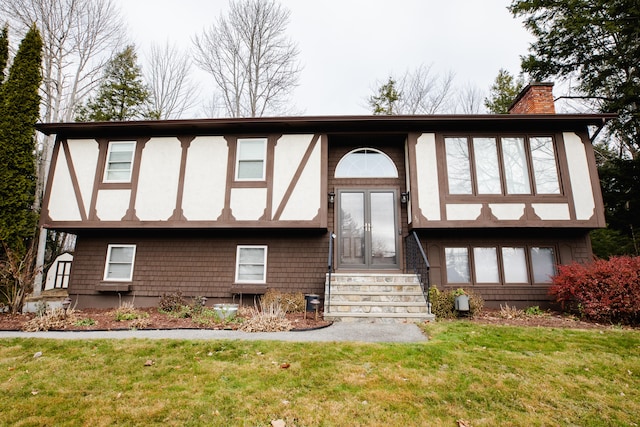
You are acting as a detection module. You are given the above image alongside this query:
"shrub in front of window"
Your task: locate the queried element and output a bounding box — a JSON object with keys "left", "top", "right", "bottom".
{"left": 550, "top": 256, "right": 640, "bottom": 325}
{"left": 429, "top": 286, "right": 484, "bottom": 319}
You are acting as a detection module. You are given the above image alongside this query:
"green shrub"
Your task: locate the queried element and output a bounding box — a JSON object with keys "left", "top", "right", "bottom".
{"left": 429, "top": 286, "right": 484, "bottom": 319}
{"left": 525, "top": 306, "right": 543, "bottom": 316}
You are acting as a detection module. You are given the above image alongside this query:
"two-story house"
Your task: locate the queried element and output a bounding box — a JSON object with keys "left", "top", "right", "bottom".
{"left": 36, "top": 83, "right": 614, "bottom": 322}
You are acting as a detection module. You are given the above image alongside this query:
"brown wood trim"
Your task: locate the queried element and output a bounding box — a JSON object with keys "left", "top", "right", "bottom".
{"left": 261, "top": 134, "right": 279, "bottom": 220}
{"left": 319, "top": 134, "right": 328, "bottom": 229}
{"left": 272, "top": 134, "right": 320, "bottom": 221}
{"left": 581, "top": 130, "right": 606, "bottom": 226}
{"left": 40, "top": 136, "right": 63, "bottom": 226}
{"left": 88, "top": 138, "right": 108, "bottom": 221}
{"left": 60, "top": 139, "right": 88, "bottom": 221}
{"left": 220, "top": 136, "right": 236, "bottom": 221}
{"left": 122, "top": 137, "right": 150, "bottom": 221}
{"left": 170, "top": 135, "right": 195, "bottom": 221}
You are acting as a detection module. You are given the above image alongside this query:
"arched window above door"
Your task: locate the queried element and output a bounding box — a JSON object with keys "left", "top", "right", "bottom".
{"left": 335, "top": 148, "right": 398, "bottom": 178}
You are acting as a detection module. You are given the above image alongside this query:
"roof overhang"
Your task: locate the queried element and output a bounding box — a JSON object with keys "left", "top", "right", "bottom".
{"left": 35, "top": 114, "right": 618, "bottom": 139}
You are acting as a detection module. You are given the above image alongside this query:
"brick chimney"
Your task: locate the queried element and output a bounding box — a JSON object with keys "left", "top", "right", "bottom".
{"left": 508, "top": 82, "right": 556, "bottom": 114}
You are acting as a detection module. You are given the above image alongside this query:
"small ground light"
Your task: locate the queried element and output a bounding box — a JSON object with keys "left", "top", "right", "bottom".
{"left": 310, "top": 298, "right": 321, "bottom": 321}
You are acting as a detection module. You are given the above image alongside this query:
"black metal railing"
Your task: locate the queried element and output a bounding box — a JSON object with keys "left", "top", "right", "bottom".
{"left": 405, "top": 231, "right": 431, "bottom": 313}
{"left": 326, "top": 232, "right": 336, "bottom": 312}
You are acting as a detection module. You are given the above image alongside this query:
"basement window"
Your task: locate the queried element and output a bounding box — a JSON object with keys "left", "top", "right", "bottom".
{"left": 103, "top": 244, "right": 136, "bottom": 281}
{"left": 235, "top": 245, "right": 267, "bottom": 283}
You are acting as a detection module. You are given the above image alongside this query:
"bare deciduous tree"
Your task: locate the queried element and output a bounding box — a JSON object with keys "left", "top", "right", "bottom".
{"left": 456, "top": 82, "right": 486, "bottom": 114}
{"left": 145, "top": 42, "right": 198, "bottom": 119}
{"left": 398, "top": 64, "right": 456, "bottom": 114}
{"left": 368, "top": 64, "right": 456, "bottom": 115}
{"left": 192, "top": 0, "right": 301, "bottom": 117}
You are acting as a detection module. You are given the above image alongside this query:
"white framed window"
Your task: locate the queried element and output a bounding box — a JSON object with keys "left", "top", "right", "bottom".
{"left": 531, "top": 247, "right": 556, "bottom": 283}
{"left": 445, "top": 247, "right": 470, "bottom": 283}
{"left": 104, "top": 141, "right": 135, "bottom": 183}
{"left": 103, "top": 244, "right": 136, "bottom": 281}
{"left": 335, "top": 148, "right": 398, "bottom": 178}
{"left": 236, "top": 138, "right": 267, "bottom": 181}
{"left": 235, "top": 245, "right": 267, "bottom": 283}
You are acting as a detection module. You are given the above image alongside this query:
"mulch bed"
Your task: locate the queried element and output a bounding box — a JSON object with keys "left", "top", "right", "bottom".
{"left": 0, "top": 307, "right": 331, "bottom": 332}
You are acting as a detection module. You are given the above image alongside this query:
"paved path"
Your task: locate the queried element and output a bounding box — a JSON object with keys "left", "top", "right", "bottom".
{"left": 0, "top": 322, "right": 428, "bottom": 343}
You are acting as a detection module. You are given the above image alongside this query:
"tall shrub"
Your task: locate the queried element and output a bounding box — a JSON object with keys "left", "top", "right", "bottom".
{"left": 550, "top": 256, "right": 640, "bottom": 325}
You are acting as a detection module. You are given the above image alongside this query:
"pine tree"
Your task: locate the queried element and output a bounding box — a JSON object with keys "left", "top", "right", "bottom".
{"left": 369, "top": 77, "right": 401, "bottom": 115}
{"left": 0, "top": 25, "right": 8, "bottom": 85}
{"left": 0, "top": 24, "right": 42, "bottom": 254}
{"left": 76, "top": 45, "right": 152, "bottom": 121}
{"left": 484, "top": 69, "right": 525, "bottom": 114}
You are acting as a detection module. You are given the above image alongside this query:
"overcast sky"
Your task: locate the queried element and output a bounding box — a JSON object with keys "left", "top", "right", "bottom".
{"left": 116, "top": 0, "right": 533, "bottom": 116}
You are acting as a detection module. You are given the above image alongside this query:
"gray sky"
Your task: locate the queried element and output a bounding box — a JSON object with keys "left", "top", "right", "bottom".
{"left": 117, "top": 0, "right": 532, "bottom": 116}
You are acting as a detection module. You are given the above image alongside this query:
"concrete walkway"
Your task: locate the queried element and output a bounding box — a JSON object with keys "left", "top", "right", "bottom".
{"left": 0, "top": 322, "right": 428, "bottom": 343}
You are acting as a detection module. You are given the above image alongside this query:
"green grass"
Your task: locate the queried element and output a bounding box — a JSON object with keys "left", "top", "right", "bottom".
{"left": 1, "top": 322, "right": 639, "bottom": 426}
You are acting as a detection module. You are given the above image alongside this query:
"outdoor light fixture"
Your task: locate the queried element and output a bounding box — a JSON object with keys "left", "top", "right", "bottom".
{"left": 328, "top": 192, "right": 335, "bottom": 204}
{"left": 200, "top": 297, "right": 207, "bottom": 307}
{"left": 401, "top": 192, "right": 409, "bottom": 204}
{"left": 62, "top": 297, "right": 71, "bottom": 311}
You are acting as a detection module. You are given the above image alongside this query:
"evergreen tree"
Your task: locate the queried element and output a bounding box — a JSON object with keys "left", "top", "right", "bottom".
{"left": 0, "top": 25, "right": 8, "bottom": 85}
{"left": 0, "top": 24, "right": 42, "bottom": 254}
{"left": 510, "top": 0, "right": 640, "bottom": 154}
{"left": 76, "top": 45, "right": 152, "bottom": 121}
{"left": 369, "top": 77, "right": 401, "bottom": 115}
{"left": 484, "top": 69, "right": 525, "bottom": 114}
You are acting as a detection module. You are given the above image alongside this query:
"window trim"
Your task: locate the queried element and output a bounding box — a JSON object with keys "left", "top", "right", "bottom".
{"left": 443, "top": 134, "right": 562, "bottom": 197}
{"left": 235, "top": 245, "right": 268, "bottom": 284}
{"left": 103, "top": 141, "right": 136, "bottom": 183}
{"left": 103, "top": 244, "right": 137, "bottom": 282}
{"left": 235, "top": 137, "right": 267, "bottom": 181}
{"left": 444, "top": 244, "right": 557, "bottom": 286}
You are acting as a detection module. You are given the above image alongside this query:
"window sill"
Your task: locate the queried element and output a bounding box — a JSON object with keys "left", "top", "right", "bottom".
{"left": 97, "top": 282, "right": 131, "bottom": 292}
{"left": 230, "top": 284, "right": 266, "bottom": 294}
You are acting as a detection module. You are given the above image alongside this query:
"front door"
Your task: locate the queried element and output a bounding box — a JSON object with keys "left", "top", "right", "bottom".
{"left": 338, "top": 189, "right": 399, "bottom": 269}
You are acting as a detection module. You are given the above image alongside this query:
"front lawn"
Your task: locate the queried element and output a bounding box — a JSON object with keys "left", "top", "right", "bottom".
{"left": 1, "top": 322, "right": 639, "bottom": 426}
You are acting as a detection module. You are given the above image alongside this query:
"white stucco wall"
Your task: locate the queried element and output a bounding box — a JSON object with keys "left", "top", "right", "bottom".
{"left": 446, "top": 204, "right": 483, "bottom": 220}
{"left": 95, "top": 189, "right": 130, "bottom": 220}
{"left": 230, "top": 188, "right": 267, "bottom": 220}
{"left": 274, "top": 135, "right": 321, "bottom": 221}
{"left": 563, "top": 132, "right": 596, "bottom": 220}
{"left": 415, "top": 133, "right": 441, "bottom": 221}
{"left": 489, "top": 203, "right": 526, "bottom": 220}
{"left": 135, "top": 137, "right": 182, "bottom": 221}
{"left": 182, "top": 136, "right": 228, "bottom": 221}
{"left": 48, "top": 147, "right": 82, "bottom": 221}
{"left": 66, "top": 139, "right": 99, "bottom": 216}
{"left": 532, "top": 203, "right": 571, "bottom": 220}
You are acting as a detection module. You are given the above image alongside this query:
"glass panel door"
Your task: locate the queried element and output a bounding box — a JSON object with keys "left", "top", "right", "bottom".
{"left": 338, "top": 190, "right": 398, "bottom": 268}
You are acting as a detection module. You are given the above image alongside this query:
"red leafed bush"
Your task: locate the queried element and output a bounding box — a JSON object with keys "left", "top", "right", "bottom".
{"left": 550, "top": 256, "right": 640, "bottom": 325}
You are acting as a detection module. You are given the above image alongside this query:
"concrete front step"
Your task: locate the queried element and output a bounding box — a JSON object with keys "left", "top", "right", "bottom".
{"left": 325, "top": 273, "right": 433, "bottom": 323}
{"left": 324, "top": 312, "right": 434, "bottom": 323}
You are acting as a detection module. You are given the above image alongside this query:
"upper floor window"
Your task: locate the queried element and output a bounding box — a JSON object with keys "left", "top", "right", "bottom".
{"left": 445, "top": 136, "right": 560, "bottom": 196}
{"left": 103, "top": 244, "right": 136, "bottom": 281}
{"left": 236, "top": 138, "right": 267, "bottom": 181}
{"left": 104, "top": 141, "right": 135, "bottom": 183}
{"left": 335, "top": 148, "right": 398, "bottom": 178}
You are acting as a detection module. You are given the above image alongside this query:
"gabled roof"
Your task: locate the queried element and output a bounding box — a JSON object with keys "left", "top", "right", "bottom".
{"left": 36, "top": 114, "right": 616, "bottom": 139}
